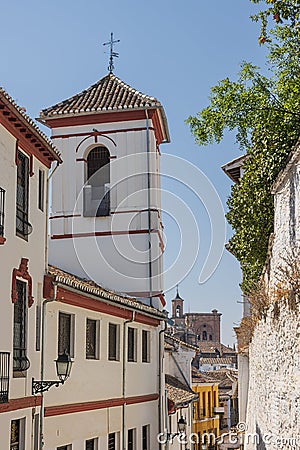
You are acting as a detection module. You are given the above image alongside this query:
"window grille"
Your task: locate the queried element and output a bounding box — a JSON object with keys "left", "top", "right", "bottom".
{"left": 58, "top": 313, "right": 72, "bottom": 356}
{"left": 108, "top": 433, "right": 116, "bottom": 450}
{"left": 127, "top": 327, "right": 136, "bottom": 362}
{"left": 86, "top": 319, "right": 97, "bottom": 359}
{"left": 142, "top": 331, "right": 150, "bottom": 363}
{"left": 13, "top": 281, "right": 30, "bottom": 372}
{"left": 85, "top": 439, "right": 97, "bottom": 450}
{"left": 0, "top": 352, "right": 9, "bottom": 403}
{"left": 16, "top": 151, "right": 32, "bottom": 237}
{"left": 108, "top": 323, "right": 119, "bottom": 361}
{"left": 84, "top": 146, "right": 110, "bottom": 217}
{"left": 142, "top": 425, "right": 149, "bottom": 450}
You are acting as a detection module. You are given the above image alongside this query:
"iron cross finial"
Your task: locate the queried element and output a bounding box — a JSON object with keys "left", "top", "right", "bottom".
{"left": 103, "top": 32, "right": 120, "bottom": 73}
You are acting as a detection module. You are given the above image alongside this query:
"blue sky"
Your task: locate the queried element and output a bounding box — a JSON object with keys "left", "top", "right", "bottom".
{"left": 0, "top": 0, "right": 267, "bottom": 344}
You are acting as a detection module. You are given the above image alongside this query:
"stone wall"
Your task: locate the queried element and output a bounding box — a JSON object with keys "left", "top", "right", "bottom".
{"left": 245, "top": 144, "right": 300, "bottom": 449}
{"left": 245, "top": 299, "right": 300, "bottom": 449}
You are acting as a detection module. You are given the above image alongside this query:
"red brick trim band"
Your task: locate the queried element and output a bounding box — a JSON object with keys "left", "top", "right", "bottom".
{"left": 0, "top": 395, "right": 42, "bottom": 413}
{"left": 44, "top": 393, "right": 159, "bottom": 417}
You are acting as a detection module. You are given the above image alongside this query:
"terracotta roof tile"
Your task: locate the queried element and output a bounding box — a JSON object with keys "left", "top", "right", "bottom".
{"left": 48, "top": 265, "right": 166, "bottom": 319}
{"left": 0, "top": 87, "right": 62, "bottom": 163}
{"left": 165, "top": 374, "right": 197, "bottom": 407}
{"left": 199, "top": 357, "right": 236, "bottom": 365}
{"left": 164, "top": 333, "right": 198, "bottom": 351}
{"left": 40, "top": 73, "right": 162, "bottom": 118}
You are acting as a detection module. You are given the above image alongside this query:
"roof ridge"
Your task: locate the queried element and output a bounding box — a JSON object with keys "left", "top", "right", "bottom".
{"left": 39, "top": 73, "right": 161, "bottom": 118}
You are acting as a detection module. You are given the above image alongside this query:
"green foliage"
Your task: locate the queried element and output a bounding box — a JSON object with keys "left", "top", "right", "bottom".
{"left": 186, "top": 14, "right": 300, "bottom": 293}
{"left": 250, "top": 0, "right": 300, "bottom": 43}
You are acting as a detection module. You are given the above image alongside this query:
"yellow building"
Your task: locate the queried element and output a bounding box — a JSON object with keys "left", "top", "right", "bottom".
{"left": 192, "top": 383, "right": 220, "bottom": 449}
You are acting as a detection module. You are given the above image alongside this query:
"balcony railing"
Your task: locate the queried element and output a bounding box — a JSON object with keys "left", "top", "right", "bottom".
{"left": 83, "top": 184, "right": 110, "bottom": 217}
{"left": 0, "top": 352, "right": 10, "bottom": 403}
{"left": 0, "top": 187, "right": 5, "bottom": 237}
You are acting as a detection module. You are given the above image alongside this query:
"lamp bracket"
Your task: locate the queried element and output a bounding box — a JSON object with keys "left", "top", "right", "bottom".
{"left": 32, "top": 378, "right": 63, "bottom": 395}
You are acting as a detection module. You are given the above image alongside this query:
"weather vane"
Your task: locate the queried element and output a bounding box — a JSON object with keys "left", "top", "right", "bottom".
{"left": 103, "top": 32, "right": 120, "bottom": 73}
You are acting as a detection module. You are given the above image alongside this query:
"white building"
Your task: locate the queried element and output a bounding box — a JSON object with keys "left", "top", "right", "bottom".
{"left": 0, "top": 88, "right": 61, "bottom": 449}
{"left": 38, "top": 73, "right": 170, "bottom": 310}
{"left": 163, "top": 333, "right": 197, "bottom": 450}
{"left": 41, "top": 265, "right": 166, "bottom": 450}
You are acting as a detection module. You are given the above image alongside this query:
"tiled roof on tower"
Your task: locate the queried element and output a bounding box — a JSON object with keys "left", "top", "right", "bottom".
{"left": 40, "top": 73, "right": 163, "bottom": 118}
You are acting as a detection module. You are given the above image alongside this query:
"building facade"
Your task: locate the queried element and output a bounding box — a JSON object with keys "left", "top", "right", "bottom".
{"left": 0, "top": 88, "right": 61, "bottom": 449}
{"left": 164, "top": 334, "right": 197, "bottom": 450}
{"left": 192, "top": 382, "right": 220, "bottom": 450}
{"left": 41, "top": 266, "right": 166, "bottom": 450}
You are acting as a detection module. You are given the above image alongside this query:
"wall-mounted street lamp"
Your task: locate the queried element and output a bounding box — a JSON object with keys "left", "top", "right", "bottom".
{"left": 177, "top": 416, "right": 187, "bottom": 434}
{"left": 166, "top": 416, "right": 187, "bottom": 441}
{"left": 32, "top": 351, "right": 73, "bottom": 394}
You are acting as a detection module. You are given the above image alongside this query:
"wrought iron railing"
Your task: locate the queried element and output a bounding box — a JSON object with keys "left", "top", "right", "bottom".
{"left": 16, "top": 207, "right": 33, "bottom": 236}
{"left": 0, "top": 187, "right": 5, "bottom": 237}
{"left": 0, "top": 352, "right": 10, "bottom": 403}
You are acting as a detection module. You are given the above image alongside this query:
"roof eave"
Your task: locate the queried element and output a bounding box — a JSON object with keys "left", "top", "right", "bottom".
{"left": 0, "top": 89, "right": 62, "bottom": 164}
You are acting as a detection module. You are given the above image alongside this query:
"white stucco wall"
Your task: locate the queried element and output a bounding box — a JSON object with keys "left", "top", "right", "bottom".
{"left": 0, "top": 122, "right": 49, "bottom": 449}
{"left": 43, "top": 298, "right": 163, "bottom": 449}
{"left": 49, "top": 118, "right": 164, "bottom": 302}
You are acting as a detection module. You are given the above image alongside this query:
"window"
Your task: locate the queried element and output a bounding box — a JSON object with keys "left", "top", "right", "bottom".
{"left": 0, "top": 187, "right": 5, "bottom": 238}
{"left": 86, "top": 319, "right": 99, "bottom": 359}
{"left": 10, "top": 418, "right": 25, "bottom": 450}
{"left": 202, "top": 392, "right": 206, "bottom": 417}
{"left": 202, "top": 331, "right": 207, "bottom": 341}
{"left": 175, "top": 305, "right": 180, "bottom": 317}
{"left": 58, "top": 312, "right": 74, "bottom": 357}
{"left": 57, "top": 445, "right": 72, "bottom": 450}
{"left": 38, "top": 169, "right": 45, "bottom": 211}
{"left": 127, "top": 428, "right": 136, "bottom": 450}
{"left": 16, "top": 151, "right": 30, "bottom": 239}
{"left": 208, "top": 391, "right": 211, "bottom": 417}
{"left": 84, "top": 146, "right": 110, "bottom": 217}
{"left": 142, "top": 425, "right": 150, "bottom": 450}
{"left": 127, "top": 327, "right": 137, "bottom": 362}
{"left": 142, "top": 330, "right": 150, "bottom": 363}
{"left": 13, "top": 280, "right": 30, "bottom": 372}
{"left": 0, "top": 352, "right": 9, "bottom": 403}
{"left": 33, "top": 414, "right": 39, "bottom": 450}
{"left": 86, "top": 438, "right": 98, "bottom": 450}
{"left": 108, "top": 323, "right": 119, "bottom": 361}
{"left": 108, "top": 433, "right": 116, "bottom": 450}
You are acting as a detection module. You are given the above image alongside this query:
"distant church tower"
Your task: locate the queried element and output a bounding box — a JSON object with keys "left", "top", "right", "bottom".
{"left": 39, "top": 73, "right": 170, "bottom": 309}
{"left": 171, "top": 287, "right": 185, "bottom": 327}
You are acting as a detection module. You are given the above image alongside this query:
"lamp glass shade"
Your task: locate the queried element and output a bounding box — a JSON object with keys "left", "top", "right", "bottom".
{"left": 55, "top": 351, "right": 73, "bottom": 382}
{"left": 178, "top": 416, "right": 186, "bottom": 433}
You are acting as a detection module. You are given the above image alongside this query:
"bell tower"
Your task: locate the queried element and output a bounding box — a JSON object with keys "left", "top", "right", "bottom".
{"left": 39, "top": 73, "right": 170, "bottom": 309}
{"left": 171, "top": 287, "right": 185, "bottom": 327}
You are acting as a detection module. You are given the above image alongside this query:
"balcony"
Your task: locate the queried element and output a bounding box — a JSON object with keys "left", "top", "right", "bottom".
{"left": 83, "top": 184, "right": 110, "bottom": 217}
{"left": 0, "top": 352, "right": 10, "bottom": 403}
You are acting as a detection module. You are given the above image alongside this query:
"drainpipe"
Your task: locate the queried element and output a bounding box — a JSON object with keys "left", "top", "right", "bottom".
{"left": 39, "top": 282, "right": 58, "bottom": 450}
{"left": 145, "top": 109, "right": 153, "bottom": 308}
{"left": 159, "top": 320, "right": 167, "bottom": 449}
{"left": 122, "top": 311, "right": 135, "bottom": 450}
{"left": 45, "top": 161, "right": 60, "bottom": 272}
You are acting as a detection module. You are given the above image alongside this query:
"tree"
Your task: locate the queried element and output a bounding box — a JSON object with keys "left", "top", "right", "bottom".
{"left": 186, "top": 5, "right": 300, "bottom": 293}
{"left": 250, "top": 0, "right": 300, "bottom": 43}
